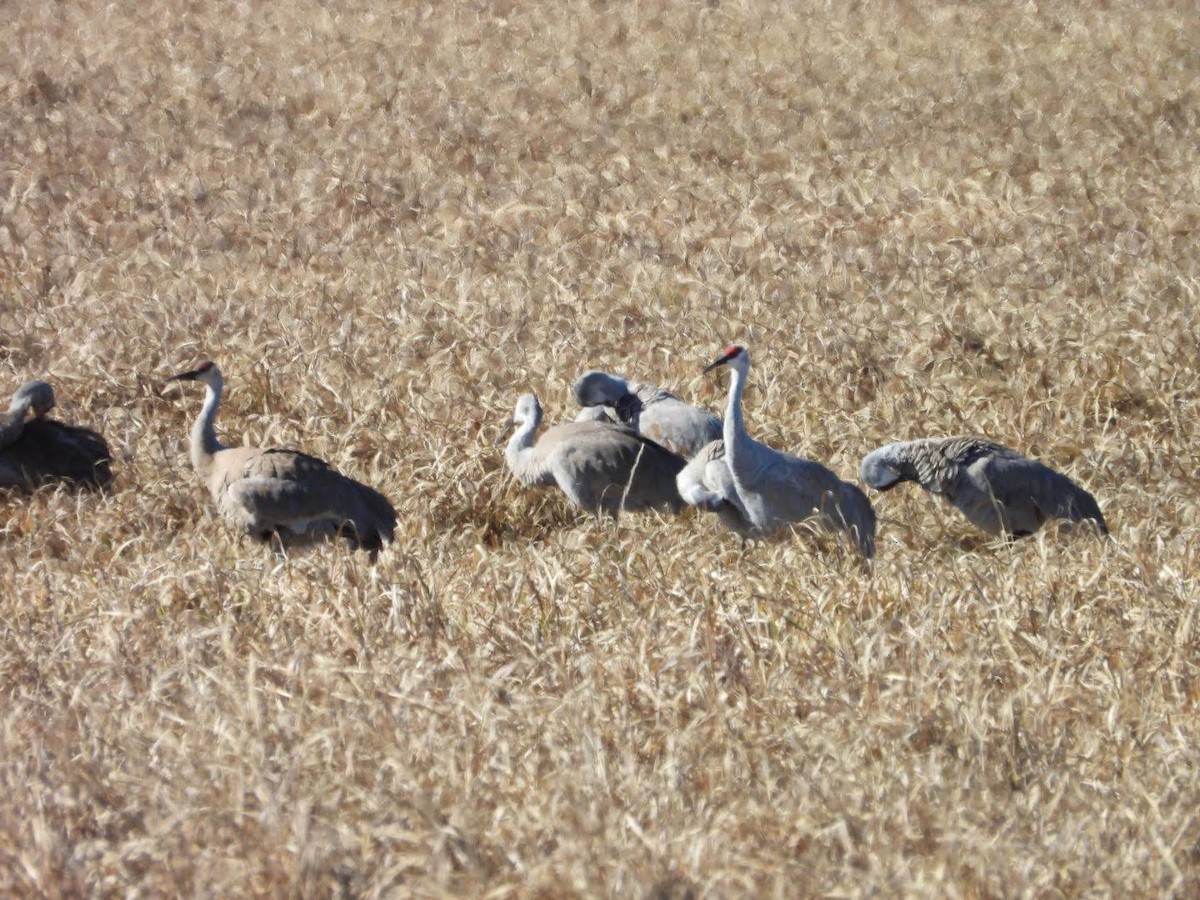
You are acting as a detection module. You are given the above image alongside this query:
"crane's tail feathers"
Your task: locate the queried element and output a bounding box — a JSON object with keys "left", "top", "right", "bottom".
{"left": 352, "top": 481, "right": 398, "bottom": 548}
{"left": 624, "top": 436, "right": 687, "bottom": 514}
{"left": 834, "top": 481, "right": 877, "bottom": 559}
{"left": 1066, "top": 486, "right": 1109, "bottom": 536}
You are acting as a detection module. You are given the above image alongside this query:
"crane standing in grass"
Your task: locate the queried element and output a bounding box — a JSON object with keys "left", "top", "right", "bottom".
{"left": 572, "top": 370, "right": 721, "bottom": 459}
{"left": 681, "top": 345, "right": 876, "bottom": 558}
{"left": 163, "top": 361, "right": 396, "bottom": 555}
{"left": 0, "top": 379, "right": 112, "bottom": 490}
{"left": 502, "top": 392, "right": 686, "bottom": 518}
{"left": 859, "top": 437, "right": 1109, "bottom": 539}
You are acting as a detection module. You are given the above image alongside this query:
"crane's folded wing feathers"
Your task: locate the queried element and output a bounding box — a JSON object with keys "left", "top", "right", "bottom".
{"left": 980, "top": 454, "right": 1108, "bottom": 534}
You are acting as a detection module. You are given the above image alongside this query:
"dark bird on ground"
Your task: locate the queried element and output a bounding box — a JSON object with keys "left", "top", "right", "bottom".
{"left": 0, "top": 379, "right": 112, "bottom": 490}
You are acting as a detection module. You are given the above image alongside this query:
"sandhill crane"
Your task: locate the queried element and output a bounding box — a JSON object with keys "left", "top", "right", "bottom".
{"left": 163, "top": 361, "right": 396, "bottom": 555}
{"left": 502, "top": 392, "right": 686, "bottom": 518}
{"left": 572, "top": 370, "right": 722, "bottom": 458}
{"left": 0, "top": 379, "right": 112, "bottom": 490}
{"left": 685, "top": 346, "right": 876, "bottom": 558}
{"left": 860, "top": 437, "right": 1109, "bottom": 538}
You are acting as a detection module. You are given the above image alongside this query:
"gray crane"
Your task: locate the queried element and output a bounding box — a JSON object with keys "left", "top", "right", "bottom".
{"left": 572, "top": 370, "right": 721, "bottom": 458}
{"left": 164, "top": 361, "right": 396, "bottom": 554}
{"left": 686, "top": 346, "right": 876, "bottom": 558}
{"left": 0, "top": 379, "right": 112, "bottom": 490}
{"left": 502, "top": 392, "right": 686, "bottom": 518}
{"left": 859, "top": 436, "right": 1109, "bottom": 538}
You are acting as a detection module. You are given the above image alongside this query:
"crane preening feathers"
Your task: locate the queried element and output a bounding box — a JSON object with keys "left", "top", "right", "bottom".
{"left": 571, "top": 370, "right": 722, "bottom": 459}
{"left": 163, "top": 361, "right": 397, "bottom": 556}
{"left": 678, "top": 345, "right": 877, "bottom": 558}
{"left": 860, "top": 437, "right": 1109, "bottom": 539}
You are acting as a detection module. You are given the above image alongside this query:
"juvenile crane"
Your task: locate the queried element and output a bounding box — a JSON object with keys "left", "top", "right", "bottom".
{"left": 164, "top": 361, "right": 396, "bottom": 554}
{"left": 572, "top": 370, "right": 721, "bottom": 458}
{"left": 503, "top": 392, "right": 686, "bottom": 518}
{"left": 860, "top": 437, "right": 1109, "bottom": 538}
{"left": 683, "top": 346, "right": 876, "bottom": 558}
{"left": 0, "top": 379, "right": 112, "bottom": 490}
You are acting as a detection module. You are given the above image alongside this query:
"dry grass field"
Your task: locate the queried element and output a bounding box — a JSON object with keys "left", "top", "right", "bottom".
{"left": 1, "top": 0, "right": 1198, "bottom": 894}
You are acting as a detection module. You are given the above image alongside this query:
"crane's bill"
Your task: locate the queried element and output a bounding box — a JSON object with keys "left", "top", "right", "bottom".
{"left": 493, "top": 417, "right": 516, "bottom": 445}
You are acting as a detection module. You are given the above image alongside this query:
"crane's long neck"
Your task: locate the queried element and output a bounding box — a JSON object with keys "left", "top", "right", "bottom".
{"left": 722, "top": 363, "right": 750, "bottom": 469}
{"left": 504, "top": 411, "right": 548, "bottom": 485}
{"left": 190, "top": 379, "right": 225, "bottom": 480}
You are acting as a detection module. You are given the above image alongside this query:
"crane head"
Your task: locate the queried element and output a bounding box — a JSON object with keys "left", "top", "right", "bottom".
{"left": 510, "top": 392, "right": 543, "bottom": 426}
{"left": 163, "top": 360, "right": 223, "bottom": 392}
{"left": 703, "top": 345, "right": 747, "bottom": 373}
{"left": 859, "top": 444, "right": 908, "bottom": 492}
{"left": 10, "top": 380, "right": 56, "bottom": 419}
{"left": 495, "top": 392, "right": 543, "bottom": 444}
{"left": 572, "top": 371, "right": 631, "bottom": 407}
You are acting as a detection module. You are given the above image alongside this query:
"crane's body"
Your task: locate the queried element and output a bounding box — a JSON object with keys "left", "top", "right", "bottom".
{"left": 165, "top": 361, "right": 396, "bottom": 553}
{"left": 0, "top": 380, "right": 112, "bottom": 490}
{"left": 682, "top": 346, "right": 876, "bottom": 558}
{"left": 505, "top": 392, "right": 685, "bottom": 517}
{"left": 860, "top": 436, "right": 1108, "bottom": 538}
{"left": 572, "top": 371, "right": 721, "bottom": 459}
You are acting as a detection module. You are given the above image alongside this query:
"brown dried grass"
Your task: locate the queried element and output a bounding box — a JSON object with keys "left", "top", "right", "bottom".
{"left": 1, "top": 0, "right": 1198, "bottom": 894}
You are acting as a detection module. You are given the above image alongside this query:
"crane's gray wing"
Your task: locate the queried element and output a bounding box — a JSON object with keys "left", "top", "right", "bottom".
{"left": 677, "top": 441, "right": 728, "bottom": 510}
{"left": 678, "top": 440, "right": 754, "bottom": 533}
{"left": 547, "top": 423, "right": 684, "bottom": 514}
{"left": 754, "top": 454, "right": 851, "bottom": 523}
{"left": 976, "top": 455, "right": 1108, "bottom": 536}
{"left": 834, "top": 480, "right": 877, "bottom": 558}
